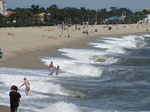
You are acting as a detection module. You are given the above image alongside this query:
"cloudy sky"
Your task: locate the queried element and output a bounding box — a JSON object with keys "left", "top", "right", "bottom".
{"left": 5, "top": 0, "right": 150, "bottom": 11}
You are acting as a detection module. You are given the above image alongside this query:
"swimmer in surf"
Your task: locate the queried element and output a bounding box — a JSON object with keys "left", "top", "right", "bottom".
{"left": 55, "top": 65, "right": 60, "bottom": 75}
{"left": 49, "top": 61, "right": 55, "bottom": 75}
{"left": 20, "top": 77, "right": 32, "bottom": 95}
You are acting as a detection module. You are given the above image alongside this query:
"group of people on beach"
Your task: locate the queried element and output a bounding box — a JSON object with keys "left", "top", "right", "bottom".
{"left": 9, "top": 60, "right": 60, "bottom": 112}
{"left": 1, "top": 46, "right": 58, "bottom": 112}
{"left": 9, "top": 61, "right": 60, "bottom": 112}
{"left": 9, "top": 77, "right": 32, "bottom": 112}
{"left": 7, "top": 32, "right": 15, "bottom": 36}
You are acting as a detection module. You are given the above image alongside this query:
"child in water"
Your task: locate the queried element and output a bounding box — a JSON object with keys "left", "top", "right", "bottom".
{"left": 55, "top": 66, "right": 60, "bottom": 75}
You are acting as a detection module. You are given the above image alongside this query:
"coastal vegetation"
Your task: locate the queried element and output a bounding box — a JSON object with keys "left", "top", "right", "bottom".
{"left": 0, "top": 5, "right": 148, "bottom": 27}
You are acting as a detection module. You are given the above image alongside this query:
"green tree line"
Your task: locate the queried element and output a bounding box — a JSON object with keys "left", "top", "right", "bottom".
{"left": 0, "top": 5, "right": 148, "bottom": 27}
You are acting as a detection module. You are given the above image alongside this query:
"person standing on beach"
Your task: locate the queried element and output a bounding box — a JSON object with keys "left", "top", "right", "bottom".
{"left": 49, "top": 61, "right": 55, "bottom": 75}
{"left": 0, "top": 48, "right": 3, "bottom": 64}
{"left": 20, "top": 77, "right": 32, "bottom": 95}
{"left": 9, "top": 85, "right": 21, "bottom": 112}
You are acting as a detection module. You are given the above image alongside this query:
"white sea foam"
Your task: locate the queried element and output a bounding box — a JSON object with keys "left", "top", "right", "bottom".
{"left": 41, "top": 56, "right": 104, "bottom": 77}
{"left": 41, "top": 102, "right": 80, "bottom": 112}
{"left": 41, "top": 45, "right": 122, "bottom": 77}
{"left": 31, "top": 81, "right": 68, "bottom": 96}
{"left": 90, "top": 35, "right": 145, "bottom": 54}
{"left": 59, "top": 48, "right": 108, "bottom": 62}
{"left": 143, "top": 34, "right": 150, "bottom": 37}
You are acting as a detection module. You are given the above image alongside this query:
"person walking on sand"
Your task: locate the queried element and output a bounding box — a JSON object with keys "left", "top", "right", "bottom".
{"left": 49, "top": 61, "right": 55, "bottom": 75}
{"left": 20, "top": 77, "right": 32, "bottom": 95}
{"left": 0, "top": 48, "right": 3, "bottom": 64}
{"left": 9, "top": 85, "right": 21, "bottom": 112}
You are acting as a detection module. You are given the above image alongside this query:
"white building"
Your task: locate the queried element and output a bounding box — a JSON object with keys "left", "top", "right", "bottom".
{"left": 143, "top": 14, "right": 150, "bottom": 23}
{"left": 138, "top": 14, "right": 150, "bottom": 24}
{"left": 0, "top": 0, "right": 6, "bottom": 15}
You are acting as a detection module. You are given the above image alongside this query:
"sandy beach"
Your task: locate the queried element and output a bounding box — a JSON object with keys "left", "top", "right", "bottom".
{"left": 0, "top": 24, "right": 149, "bottom": 69}
{"left": 0, "top": 24, "right": 149, "bottom": 111}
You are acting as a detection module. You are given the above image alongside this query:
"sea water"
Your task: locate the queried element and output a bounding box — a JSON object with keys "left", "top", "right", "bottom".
{"left": 0, "top": 34, "right": 150, "bottom": 112}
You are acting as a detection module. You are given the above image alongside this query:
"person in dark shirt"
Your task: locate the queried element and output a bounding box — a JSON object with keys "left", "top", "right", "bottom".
{"left": 9, "top": 85, "right": 21, "bottom": 112}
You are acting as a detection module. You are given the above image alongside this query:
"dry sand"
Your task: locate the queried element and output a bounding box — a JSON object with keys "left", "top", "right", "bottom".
{"left": 0, "top": 24, "right": 149, "bottom": 111}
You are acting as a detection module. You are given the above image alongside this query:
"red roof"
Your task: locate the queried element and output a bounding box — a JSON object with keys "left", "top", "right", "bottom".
{"left": 0, "top": 0, "right": 6, "bottom": 2}
{"left": 6, "top": 11, "right": 16, "bottom": 15}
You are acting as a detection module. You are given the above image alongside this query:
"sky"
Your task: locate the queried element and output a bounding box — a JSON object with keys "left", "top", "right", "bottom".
{"left": 5, "top": 0, "right": 150, "bottom": 11}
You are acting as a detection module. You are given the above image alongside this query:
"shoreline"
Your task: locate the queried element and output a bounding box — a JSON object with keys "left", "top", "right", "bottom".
{"left": 1, "top": 24, "right": 149, "bottom": 69}
{"left": 2, "top": 31, "right": 147, "bottom": 69}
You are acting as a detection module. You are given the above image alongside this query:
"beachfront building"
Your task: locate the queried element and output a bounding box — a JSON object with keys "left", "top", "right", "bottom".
{"left": 0, "top": 0, "right": 6, "bottom": 15}
{"left": 5, "top": 10, "right": 16, "bottom": 16}
{"left": 143, "top": 14, "right": 150, "bottom": 23}
{"left": 138, "top": 14, "right": 150, "bottom": 24}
